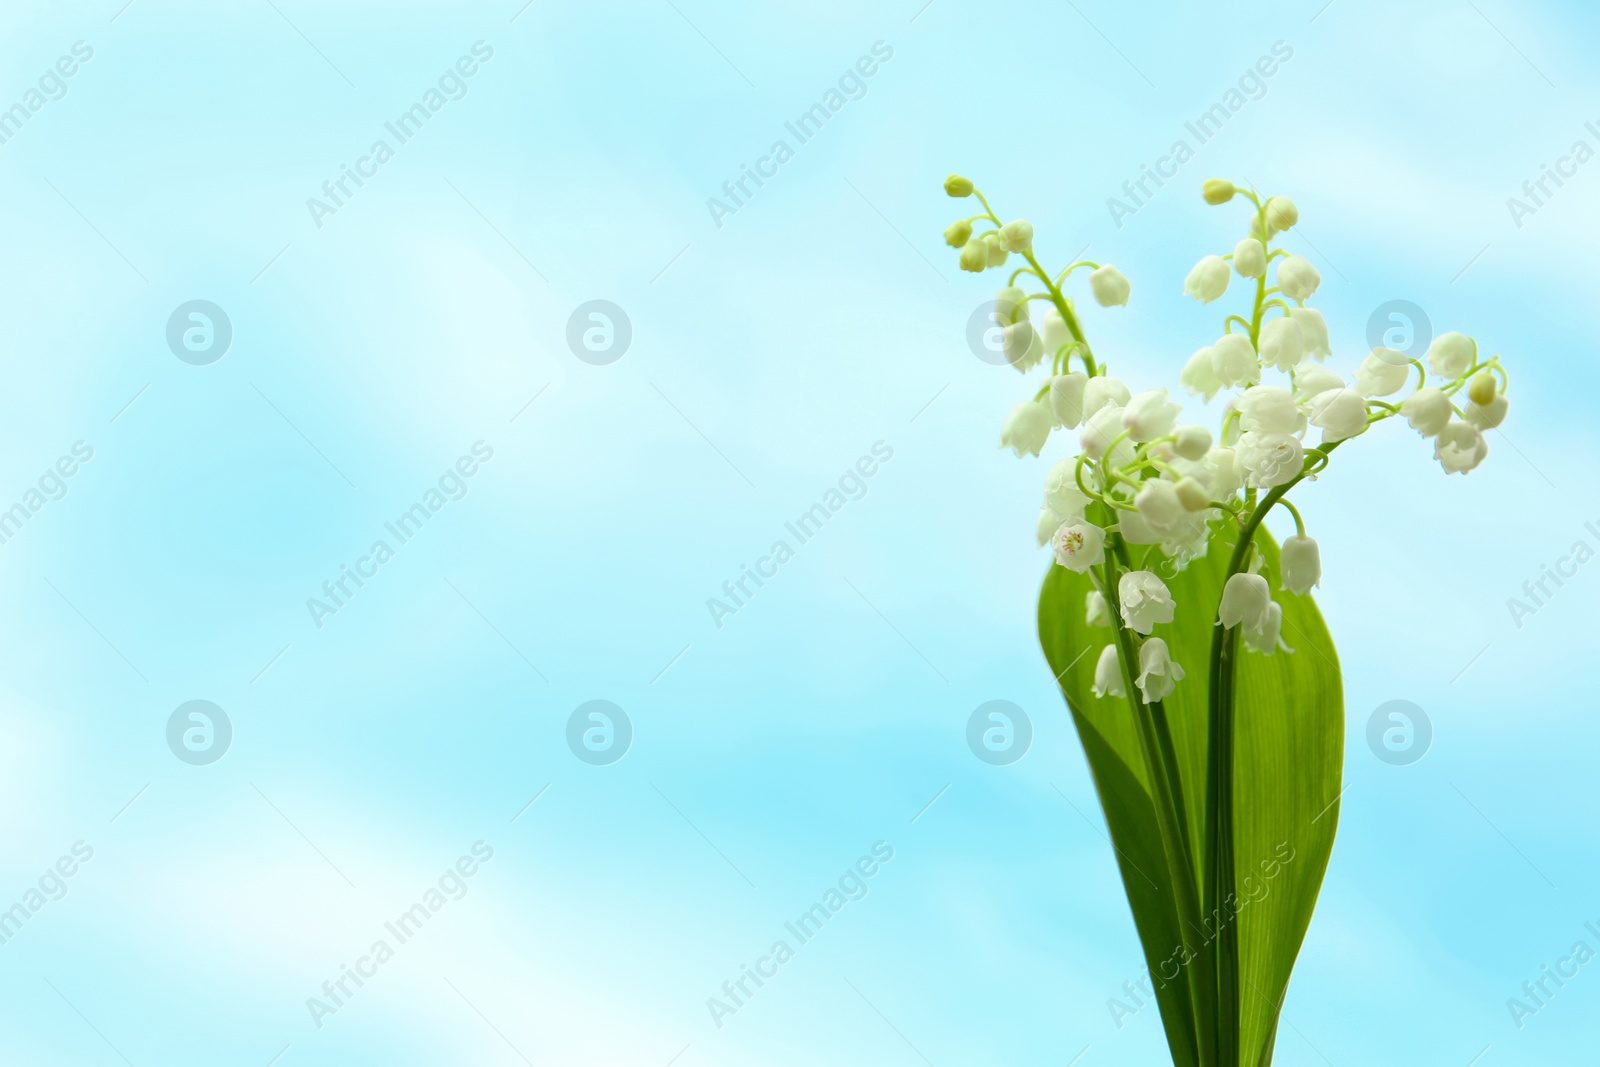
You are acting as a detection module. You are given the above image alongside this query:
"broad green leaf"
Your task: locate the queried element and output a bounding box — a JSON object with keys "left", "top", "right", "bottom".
{"left": 1039, "top": 526, "right": 1342, "bottom": 1066}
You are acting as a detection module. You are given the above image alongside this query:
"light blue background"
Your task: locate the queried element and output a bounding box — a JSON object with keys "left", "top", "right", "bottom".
{"left": 0, "top": 0, "right": 1593, "bottom": 1063}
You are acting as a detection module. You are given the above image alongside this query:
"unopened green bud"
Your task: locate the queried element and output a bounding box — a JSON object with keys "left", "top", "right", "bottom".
{"left": 959, "top": 238, "right": 988, "bottom": 273}
{"left": 983, "top": 232, "right": 1008, "bottom": 268}
{"left": 944, "top": 174, "right": 974, "bottom": 197}
{"left": 1203, "top": 179, "right": 1235, "bottom": 205}
{"left": 1265, "top": 196, "right": 1299, "bottom": 232}
{"left": 1468, "top": 371, "right": 1497, "bottom": 407}
{"left": 944, "top": 219, "right": 973, "bottom": 247}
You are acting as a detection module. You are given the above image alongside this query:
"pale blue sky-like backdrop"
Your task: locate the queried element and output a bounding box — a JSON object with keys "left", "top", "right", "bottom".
{"left": 0, "top": 0, "right": 1595, "bottom": 1064}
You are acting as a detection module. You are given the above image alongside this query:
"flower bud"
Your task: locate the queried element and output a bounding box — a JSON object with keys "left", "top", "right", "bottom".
{"left": 1232, "top": 237, "right": 1266, "bottom": 279}
{"left": 1203, "top": 179, "right": 1235, "bottom": 205}
{"left": 1092, "top": 644, "right": 1125, "bottom": 698}
{"left": 1175, "top": 476, "right": 1210, "bottom": 511}
{"left": 1427, "top": 331, "right": 1475, "bottom": 379}
{"left": 944, "top": 219, "right": 973, "bottom": 247}
{"left": 1134, "top": 478, "right": 1185, "bottom": 534}
{"left": 1236, "top": 431, "right": 1304, "bottom": 488}
{"left": 944, "top": 174, "right": 974, "bottom": 197}
{"left": 1280, "top": 535, "right": 1321, "bottom": 596}
{"left": 958, "top": 238, "right": 987, "bottom": 273}
{"left": 1184, "top": 255, "right": 1231, "bottom": 303}
{"left": 998, "top": 219, "right": 1034, "bottom": 253}
{"left": 1468, "top": 371, "right": 1497, "bottom": 407}
{"left": 983, "top": 233, "right": 1008, "bottom": 268}
{"left": 1090, "top": 265, "right": 1131, "bottom": 307}
{"left": 1174, "top": 424, "right": 1213, "bottom": 460}
{"left": 1265, "top": 196, "right": 1299, "bottom": 232}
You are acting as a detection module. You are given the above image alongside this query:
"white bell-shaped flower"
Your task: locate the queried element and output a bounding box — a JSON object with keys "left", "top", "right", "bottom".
{"left": 1436, "top": 420, "right": 1488, "bottom": 474}
{"left": 1355, "top": 348, "right": 1410, "bottom": 397}
{"left": 984, "top": 233, "right": 1008, "bottom": 268}
{"left": 996, "top": 286, "right": 1029, "bottom": 324}
{"left": 1136, "top": 638, "right": 1186, "bottom": 703}
{"left": 1258, "top": 316, "right": 1305, "bottom": 372}
{"left": 1276, "top": 255, "right": 1321, "bottom": 301}
{"left": 1465, "top": 394, "right": 1509, "bottom": 430}
{"left": 1280, "top": 535, "right": 1321, "bottom": 595}
{"left": 1242, "top": 601, "right": 1286, "bottom": 655}
{"left": 1036, "top": 506, "right": 1065, "bottom": 548}
{"left": 1184, "top": 255, "right": 1231, "bottom": 303}
{"left": 1123, "top": 389, "right": 1181, "bottom": 442}
{"left": 1308, "top": 388, "right": 1368, "bottom": 442}
{"left": 1086, "top": 590, "right": 1112, "bottom": 628}
{"left": 1041, "top": 309, "right": 1072, "bottom": 356}
{"left": 1118, "top": 570, "right": 1176, "bottom": 635}
{"left": 1401, "top": 387, "right": 1451, "bottom": 438}
{"left": 998, "top": 219, "right": 1034, "bottom": 253}
{"left": 1090, "top": 265, "right": 1131, "bottom": 307}
{"left": 1232, "top": 237, "right": 1266, "bottom": 278}
{"left": 1236, "top": 431, "right": 1305, "bottom": 488}
{"left": 1265, "top": 196, "right": 1299, "bottom": 232}
{"left": 1427, "top": 331, "right": 1476, "bottom": 379}
{"left": 1049, "top": 372, "right": 1089, "bottom": 428}
{"left": 1174, "top": 425, "right": 1213, "bottom": 460}
{"left": 1205, "top": 447, "right": 1242, "bottom": 498}
{"left": 1092, "top": 644, "right": 1126, "bottom": 698}
{"left": 1182, "top": 347, "right": 1223, "bottom": 401}
{"left": 1237, "top": 386, "right": 1307, "bottom": 435}
{"left": 1175, "top": 476, "right": 1210, "bottom": 511}
{"left": 1002, "top": 321, "right": 1045, "bottom": 372}
{"left": 1000, "top": 399, "right": 1052, "bottom": 457}
{"left": 1291, "top": 308, "right": 1331, "bottom": 360}
{"left": 1211, "top": 333, "right": 1261, "bottom": 388}
{"left": 1053, "top": 520, "right": 1107, "bottom": 572}
{"left": 1134, "top": 479, "right": 1186, "bottom": 536}
{"left": 1218, "top": 572, "right": 1271, "bottom": 629}
{"left": 1292, "top": 365, "right": 1343, "bottom": 409}
{"left": 1082, "top": 375, "right": 1131, "bottom": 418}
{"left": 1080, "top": 404, "right": 1132, "bottom": 467}
{"left": 1044, "top": 459, "right": 1092, "bottom": 518}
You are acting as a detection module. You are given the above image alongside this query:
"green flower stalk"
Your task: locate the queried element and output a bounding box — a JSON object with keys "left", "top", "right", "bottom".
{"left": 943, "top": 173, "right": 1511, "bottom": 1066}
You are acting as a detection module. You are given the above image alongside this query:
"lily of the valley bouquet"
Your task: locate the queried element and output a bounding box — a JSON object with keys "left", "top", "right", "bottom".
{"left": 943, "top": 175, "right": 1509, "bottom": 1066}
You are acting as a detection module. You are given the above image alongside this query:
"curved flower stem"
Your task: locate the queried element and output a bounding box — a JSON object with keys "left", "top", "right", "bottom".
{"left": 1022, "top": 249, "right": 1100, "bottom": 377}
{"left": 1101, "top": 539, "right": 1217, "bottom": 1067}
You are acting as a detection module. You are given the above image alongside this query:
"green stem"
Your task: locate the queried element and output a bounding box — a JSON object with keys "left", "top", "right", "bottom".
{"left": 1023, "top": 249, "right": 1100, "bottom": 377}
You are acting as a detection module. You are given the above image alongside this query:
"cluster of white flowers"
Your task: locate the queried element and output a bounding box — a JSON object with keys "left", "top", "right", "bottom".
{"left": 945, "top": 174, "right": 1512, "bottom": 705}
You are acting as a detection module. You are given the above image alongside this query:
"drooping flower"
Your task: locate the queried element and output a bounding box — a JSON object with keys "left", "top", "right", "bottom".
{"left": 1436, "top": 420, "right": 1488, "bottom": 474}
{"left": 983, "top": 233, "right": 1008, "bottom": 268}
{"left": 1134, "top": 479, "right": 1186, "bottom": 536}
{"left": 1292, "top": 365, "right": 1343, "bottom": 409}
{"left": 1181, "top": 347, "right": 1223, "bottom": 401}
{"left": 1174, "top": 425, "right": 1213, "bottom": 460}
{"left": 1232, "top": 237, "right": 1266, "bottom": 279}
{"left": 1049, "top": 372, "right": 1089, "bottom": 428}
{"left": 1041, "top": 309, "right": 1071, "bottom": 356}
{"left": 1355, "top": 348, "right": 1410, "bottom": 397}
{"left": 1184, "top": 255, "right": 1231, "bottom": 303}
{"left": 998, "top": 219, "right": 1034, "bottom": 253}
{"left": 1280, "top": 535, "right": 1321, "bottom": 595}
{"left": 1123, "top": 389, "right": 1181, "bottom": 442}
{"left": 1093, "top": 644, "right": 1125, "bottom": 698}
{"left": 1242, "top": 601, "right": 1287, "bottom": 655}
{"left": 1308, "top": 388, "right": 1368, "bottom": 442}
{"left": 1427, "top": 331, "right": 1476, "bottom": 379}
{"left": 1205, "top": 446, "right": 1242, "bottom": 498}
{"left": 1090, "top": 265, "right": 1131, "bottom": 307}
{"left": 1291, "top": 308, "right": 1331, "bottom": 361}
{"left": 1086, "top": 590, "right": 1112, "bottom": 628}
{"left": 1211, "top": 333, "right": 1260, "bottom": 388}
{"left": 1276, "top": 255, "right": 1321, "bottom": 301}
{"left": 1053, "top": 520, "right": 1106, "bottom": 572}
{"left": 1119, "top": 570, "right": 1176, "bottom": 635}
{"left": 1044, "top": 459, "right": 1092, "bottom": 517}
{"left": 1136, "top": 638, "right": 1186, "bottom": 703}
{"left": 1218, "top": 572, "right": 1271, "bottom": 629}
{"left": 1265, "top": 196, "right": 1299, "bottom": 232}
{"left": 944, "top": 220, "right": 973, "bottom": 247}
{"left": 1000, "top": 399, "right": 1052, "bottom": 457}
{"left": 1236, "top": 386, "right": 1306, "bottom": 435}
{"left": 1236, "top": 431, "right": 1305, "bottom": 488}
{"left": 1002, "top": 321, "right": 1044, "bottom": 372}
{"left": 1401, "top": 387, "right": 1451, "bottom": 437}
{"left": 959, "top": 239, "right": 987, "bottom": 273}
{"left": 996, "top": 286, "right": 1029, "bottom": 324}
{"left": 1080, "top": 403, "right": 1127, "bottom": 461}
{"left": 1465, "top": 394, "right": 1509, "bottom": 430}
{"left": 1258, "top": 316, "right": 1305, "bottom": 372}
{"left": 1174, "top": 476, "right": 1210, "bottom": 512}
{"left": 1036, "top": 506, "right": 1065, "bottom": 547}
{"left": 1082, "top": 375, "right": 1131, "bottom": 418}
